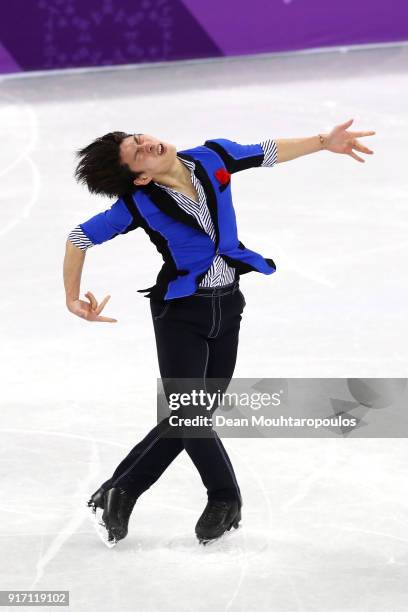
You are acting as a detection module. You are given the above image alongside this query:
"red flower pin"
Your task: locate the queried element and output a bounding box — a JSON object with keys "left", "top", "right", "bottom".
{"left": 214, "top": 167, "right": 231, "bottom": 185}
{"left": 214, "top": 167, "right": 231, "bottom": 192}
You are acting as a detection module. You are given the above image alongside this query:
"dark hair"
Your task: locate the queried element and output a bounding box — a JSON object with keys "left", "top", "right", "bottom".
{"left": 74, "top": 131, "right": 142, "bottom": 198}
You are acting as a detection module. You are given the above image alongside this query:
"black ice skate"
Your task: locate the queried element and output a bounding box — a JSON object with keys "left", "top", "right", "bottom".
{"left": 100, "top": 487, "right": 137, "bottom": 546}
{"left": 195, "top": 499, "right": 241, "bottom": 544}
{"left": 87, "top": 486, "right": 136, "bottom": 548}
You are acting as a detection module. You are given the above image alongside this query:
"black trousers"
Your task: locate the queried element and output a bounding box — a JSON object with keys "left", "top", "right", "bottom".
{"left": 101, "top": 279, "right": 246, "bottom": 503}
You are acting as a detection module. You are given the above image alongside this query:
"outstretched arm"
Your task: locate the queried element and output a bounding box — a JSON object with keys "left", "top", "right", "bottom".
{"left": 204, "top": 119, "right": 375, "bottom": 173}
{"left": 275, "top": 118, "right": 376, "bottom": 164}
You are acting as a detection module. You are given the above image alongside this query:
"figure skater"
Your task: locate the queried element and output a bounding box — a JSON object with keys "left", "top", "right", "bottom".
{"left": 63, "top": 119, "right": 375, "bottom": 545}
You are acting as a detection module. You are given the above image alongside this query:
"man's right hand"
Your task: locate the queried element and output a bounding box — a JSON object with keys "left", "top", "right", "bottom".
{"left": 66, "top": 291, "right": 117, "bottom": 322}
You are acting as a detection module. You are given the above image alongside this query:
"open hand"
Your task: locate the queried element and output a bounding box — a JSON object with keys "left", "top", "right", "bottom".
{"left": 324, "top": 119, "right": 376, "bottom": 163}
{"left": 67, "top": 291, "right": 117, "bottom": 322}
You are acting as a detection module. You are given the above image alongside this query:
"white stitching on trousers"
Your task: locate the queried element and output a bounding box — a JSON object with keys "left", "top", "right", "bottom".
{"left": 214, "top": 434, "right": 242, "bottom": 500}
{"left": 212, "top": 295, "right": 222, "bottom": 338}
{"left": 203, "top": 340, "right": 210, "bottom": 390}
{"left": 111, "top": 432, "right": 164, "bottom": 488}
{"left": 203, "top": 336, "right": 240, "bottom": 498}
{"left": 208, "top": 294, "right": 216, "bottom": 337}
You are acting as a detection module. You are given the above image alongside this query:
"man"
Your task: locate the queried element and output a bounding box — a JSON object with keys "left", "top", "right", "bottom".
{"left": 63, "top": 119, "right": 375, "bottom": 546}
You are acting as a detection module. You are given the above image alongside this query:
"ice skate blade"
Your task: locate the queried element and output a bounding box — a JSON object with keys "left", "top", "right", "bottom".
{"left": 198, "top": 520, "right": 241, "bottom": 545}
{"left": 89, "top": 507, "right": 118, "bottom": 548}
{"left": 95, "top": 524, "right": 118, "bottom": 549}
{"left": 199, "top": 537, "right": 217, "bottom": 546}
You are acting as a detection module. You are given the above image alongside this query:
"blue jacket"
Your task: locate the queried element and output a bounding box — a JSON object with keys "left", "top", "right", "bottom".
{"left": 79, "top": 138, "right": 276, "bottom": 300}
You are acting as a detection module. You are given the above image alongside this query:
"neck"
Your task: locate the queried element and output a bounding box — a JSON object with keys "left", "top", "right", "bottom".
{"left": 152, "top": 157, "right": 191, "bottom": 190}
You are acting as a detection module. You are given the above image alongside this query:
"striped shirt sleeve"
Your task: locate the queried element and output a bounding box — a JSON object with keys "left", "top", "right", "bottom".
{"left": 260, "top": 139, "right": 278, "bottom": 167}
{"left": 67, "top": 225, "right": 95, "bottom": 250}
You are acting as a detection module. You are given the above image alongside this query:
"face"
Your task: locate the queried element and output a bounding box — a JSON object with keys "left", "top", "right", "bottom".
{"left": 120, "top": 133, "right": 177, "bottom": 186}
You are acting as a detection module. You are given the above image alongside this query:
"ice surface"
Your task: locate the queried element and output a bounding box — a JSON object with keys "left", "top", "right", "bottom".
{"left": 0, "top": 44, "right": 408, "bottom": 611}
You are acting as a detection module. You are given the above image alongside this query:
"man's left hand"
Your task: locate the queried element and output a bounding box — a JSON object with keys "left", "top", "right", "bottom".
{"left": 324, "top": 119, "right": 376, "bottom": 163}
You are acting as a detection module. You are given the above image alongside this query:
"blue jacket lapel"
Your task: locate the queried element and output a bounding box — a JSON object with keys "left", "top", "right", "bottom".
{"left": 178, "top": 152, "right": 220, "bottom": 248}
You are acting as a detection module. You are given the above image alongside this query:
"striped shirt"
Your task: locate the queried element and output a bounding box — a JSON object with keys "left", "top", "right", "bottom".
{"left": 68, "top": 139, "right": 278, "bottom": 287}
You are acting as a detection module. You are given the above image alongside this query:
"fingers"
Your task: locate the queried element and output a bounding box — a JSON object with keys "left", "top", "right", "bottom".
{"left": 349, "top": 130, "right": 376, "bottom": 137}
{"left": 349, "top": 150, "right": 365, "bottom": 163}
{"left": 96, "top": 315, "right": 118, "bottom": 323}
{"left": 79, "top": 310, "right": 117, "bottom": 322}
{"left": 352, "top": 140, "right": 374, "bottom": 155}
{"left": 82, "top": 292, "right": 116, "bottom": 321}
{"left": 85, "top": 291, "right": 113, "bottom": 314}
{"left": 96, "top": 294, "right": 111, "bottom": 314}
{"left": 85, "top": 291, "right": 98, "bottom": 310}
